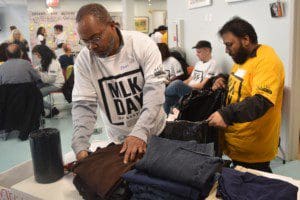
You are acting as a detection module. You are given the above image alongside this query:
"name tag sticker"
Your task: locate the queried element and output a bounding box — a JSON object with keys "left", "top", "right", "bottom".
{"left": 235, "top": 69, "right": 246, "bottom": 78}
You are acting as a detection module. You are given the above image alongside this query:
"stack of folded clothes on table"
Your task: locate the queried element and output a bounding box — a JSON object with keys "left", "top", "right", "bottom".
{"left": 217, "top": 167, "right": 298, "bottom": 200}
{"left": 123, "top": 136, "right": 223, "bottom": 200}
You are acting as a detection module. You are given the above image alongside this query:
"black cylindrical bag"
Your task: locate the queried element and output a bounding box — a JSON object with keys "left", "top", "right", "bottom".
{"left": 29, "top": 128, "right": 64, "bottom": 183}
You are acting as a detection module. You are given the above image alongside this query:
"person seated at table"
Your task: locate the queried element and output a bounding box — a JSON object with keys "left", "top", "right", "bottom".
{"left": 32, "top": 45, "right": 65, "bottom": 118}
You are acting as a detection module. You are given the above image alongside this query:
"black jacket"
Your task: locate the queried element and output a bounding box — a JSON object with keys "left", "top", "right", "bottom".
{"left": 0, "top": 82, "right": 43, "bottom": 140}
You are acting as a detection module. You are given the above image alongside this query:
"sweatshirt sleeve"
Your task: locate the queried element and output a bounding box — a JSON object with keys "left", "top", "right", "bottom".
{"left": 71, "top": 100, "right": 97, "bottom": 155}
{"left": 218, "top": 94, "right": 274, "bottom": 125}
{"left": 71, "top": 50, "right": 98, "bottom": 154}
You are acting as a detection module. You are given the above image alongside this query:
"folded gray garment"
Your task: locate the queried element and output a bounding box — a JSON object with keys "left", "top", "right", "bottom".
{"left": 136, "top": 136, "right": 222, "bottom": 197}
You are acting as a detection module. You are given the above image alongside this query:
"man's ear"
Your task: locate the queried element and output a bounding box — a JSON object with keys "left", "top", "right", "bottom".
{"left": 241, "top": 35, "right": 250, "bottom": 47}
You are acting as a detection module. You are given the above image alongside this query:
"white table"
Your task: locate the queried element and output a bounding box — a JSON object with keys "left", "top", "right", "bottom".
{"left": 9, "top": 140, "right": 110, "bottom": 200}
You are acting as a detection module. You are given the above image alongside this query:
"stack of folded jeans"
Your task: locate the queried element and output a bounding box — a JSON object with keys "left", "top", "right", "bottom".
{"left": 124, "top": 136, "right": 223, "bottom": 199}
{"left": 123, "top": 169, "right": 200, "bottom": 200}
{"left": 217, "top": 167, "right": 298, "bottom": 200}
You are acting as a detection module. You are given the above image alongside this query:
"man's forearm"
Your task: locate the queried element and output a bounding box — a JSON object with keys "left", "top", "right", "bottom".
{"left": 72, "top": 100, "right": 97, "bottom": 154}
{"left": 219, "top": 94, "right": 274, "bottom": 125}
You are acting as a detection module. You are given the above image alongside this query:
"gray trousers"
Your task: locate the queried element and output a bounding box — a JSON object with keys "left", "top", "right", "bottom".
{"left": 40, "top": 85, "right": 60, "bottom": 109}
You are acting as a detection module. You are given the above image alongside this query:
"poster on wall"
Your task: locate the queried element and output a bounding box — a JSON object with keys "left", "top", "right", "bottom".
{"left": 28, "top": 10, "right": 81, "bottom": 52}
{"left": 29, "top": 11, "right": 123, "bottom": 52}
{"left": 225, "top": 0, "right": 247, "bottom": 2}
{"left": 134, "top": 17, "right": 149, "bottom": 33}
{"left": 270, "top": 2, "right": 284, "bottom": 18}
{"left": 187, "top": 0, "right": 212, "bottom": 9}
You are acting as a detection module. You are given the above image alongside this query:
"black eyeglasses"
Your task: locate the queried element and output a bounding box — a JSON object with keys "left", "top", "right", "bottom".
{"left": 80, "top": 28, "right": 109, "bottom": 46}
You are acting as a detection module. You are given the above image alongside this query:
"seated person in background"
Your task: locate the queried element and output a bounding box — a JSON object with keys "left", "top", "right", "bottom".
{"left": 207, "top": 17, "right": 285, "bottom": 172}
{"left": 32, "top": 45, "right": 65, "bottom": 118}
{"left": 0, "top": 44, "right": 40, "bottom": 84}
{"left": 164, "top": 40, "right": 220, "bottom": 114}
{"left": 157, "top": 43, "right": 185, "bottom": 84}
{"left": 0, "top": 42, "right": 9, "bottom": 65}
{"left": 58, "top": 44, "right": 74, "bottom": 70}
{"left": 9, "top": 29, "right": 30, "bottom": 61}
{"left": 53, "top": 24, "right": 67, "bottom": 57}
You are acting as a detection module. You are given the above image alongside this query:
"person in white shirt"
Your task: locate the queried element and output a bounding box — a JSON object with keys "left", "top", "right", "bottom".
{"left": 36, "top": 26, "right": 47, "bottom": 45}
{"left": 72, "top": 3, "right": 166, "bottom": 163}
{"left": 164, "top": 40, "right": 220, "bottom": 114}
{"left": 157, "top": 43, "right": 184, "bottom": 83}
{"left": 32, "top": 45, "right": 65, "bottom": 117}
{"left": 53, "top": 24, "right": 67, "bottom": 57}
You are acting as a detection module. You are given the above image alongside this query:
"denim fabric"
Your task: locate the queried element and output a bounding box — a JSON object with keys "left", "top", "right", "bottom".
{"left": 164, "top": 80, "right": 192, "bottom": 114}
{"left": 129, "top": 183, "right": 184, "bottom": 200}
{"left": 135, "top": 136, "right": 222, "bottom": 198}
{"left": 123, "top": 169, "right": 199, "bottom": 200}
{"left": 218, "top": 168, "right": 298, "bottom": 200}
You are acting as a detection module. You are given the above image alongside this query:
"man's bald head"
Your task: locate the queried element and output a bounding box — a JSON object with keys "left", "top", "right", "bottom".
{"left": 76, "top": 3, "right": 112, "bottom": 24}
{"left": 6, "top": 43, "right": 22, "bottom": 59}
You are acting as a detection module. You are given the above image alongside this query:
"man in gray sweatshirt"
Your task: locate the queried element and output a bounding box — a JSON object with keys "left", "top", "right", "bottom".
{"left": 72, "top": 3, "right": 166, "bottom": 163}
{"left": 0, "top": 44, "right": 40, "bottom": 85}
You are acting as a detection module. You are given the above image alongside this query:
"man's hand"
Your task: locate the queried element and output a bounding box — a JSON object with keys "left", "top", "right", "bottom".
{"left": 212, "top": 77, "right": 226, "bottom": 91}
{"left": 76, "top": 150, "right": 88, "bottom": 161}
{"left": 207, "top": 111, "right": 228, "bottom": 128}
{"left": 120, "top": 136, "right": 146, "bottom": 164}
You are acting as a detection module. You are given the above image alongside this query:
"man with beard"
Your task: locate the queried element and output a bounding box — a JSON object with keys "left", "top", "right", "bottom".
{"left": 207, "top": 17, "right": 284, "bottom": 172}
{"left": 72, "top": 4, "right": 166, "bottom": 163}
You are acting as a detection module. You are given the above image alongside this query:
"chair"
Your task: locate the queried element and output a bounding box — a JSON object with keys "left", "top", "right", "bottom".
{"left": 47, "top": 65, "right": 73, "bottom": 117}
{"left": 48, "top": 90, "right": 63, "bottom": 118}
{"left": 66, "top": 65, "right": 74, "bottom": 81}
{"left": 0, "top": 83, "right": 43, "bottom": 140}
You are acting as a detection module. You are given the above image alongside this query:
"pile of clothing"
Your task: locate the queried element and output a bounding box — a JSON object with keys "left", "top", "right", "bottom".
{"left": 217, "top": 167, "right": 298, "bottom": 200}
{"left": 123, "top": 136, "right": 223, "bottom": 199}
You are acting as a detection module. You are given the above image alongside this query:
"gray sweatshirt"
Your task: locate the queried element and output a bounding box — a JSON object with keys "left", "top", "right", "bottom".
{"left": 72, "top": 30, "right": 166, "bottom": 154}
{"left": 0, "top": 59, "right": 41, "bottom": 84}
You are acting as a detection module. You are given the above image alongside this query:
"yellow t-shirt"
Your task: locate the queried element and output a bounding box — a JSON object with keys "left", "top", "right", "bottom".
{"left": 224, "top": 45, "right": 285, "bottom": 163}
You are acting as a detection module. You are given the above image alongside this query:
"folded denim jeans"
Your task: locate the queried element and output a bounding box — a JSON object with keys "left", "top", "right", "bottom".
{"left": 123, "top": 169, "right": 199, "bottom": 200}
{"left": 136, "top": 136, "right": 223, "bottom": 198}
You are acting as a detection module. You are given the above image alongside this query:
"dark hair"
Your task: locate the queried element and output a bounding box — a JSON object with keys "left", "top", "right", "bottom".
{"left": 192, "top": 40, "right": 212, "bottom": 50}
{"left": 0, "top": 42, "right": 9, "bottom": 62}
{"left": 32, "top": 45, "right": 56, "bottom": 72}
{"left": 218, "top": 17, "right": 258, "bottom": 44}
{"left": 76, "top": 3, "right": 112, "bottom": 24}
{"left": 5, "top": 43, "right": 21, "bottom": 59}
{"left": 170, "top": 51, "right": 189, "bottom": 79}
{"left": 36, "top": 27, "right": 45, "bottom": 36}
{"left": 10, "top": 26, "right": 17, "bottom": 31}
{"left": 157, "top": 43, "right": 170, "bottom": 61}
{"left": 157, "top": 25, "right": 167, "bottom": 31}
{"left": 149, "top": 28, "right": 158, "bottom": 37}
{"left": 54, "top": 24, "right": 63, "bottom": 32}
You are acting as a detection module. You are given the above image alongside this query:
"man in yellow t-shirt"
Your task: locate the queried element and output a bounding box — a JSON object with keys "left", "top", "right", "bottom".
{"left": 208, "top": 17, "right": 284, "bottom": 172}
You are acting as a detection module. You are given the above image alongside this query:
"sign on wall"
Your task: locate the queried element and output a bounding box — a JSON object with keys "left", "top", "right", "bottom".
{"left": 28, "top": 11, "right": 81, "bottom": 51}
{"left": 29, "top": 11, "right": 123, "bottom": 52}
{"left": 187, "top": 0, "right": 212, "bottom": 9}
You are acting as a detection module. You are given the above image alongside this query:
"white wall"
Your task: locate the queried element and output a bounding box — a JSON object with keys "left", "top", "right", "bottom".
{"left": 134, "top": 0, "right": 167, "bottom": 33}
{"left": 27, "top": 0, "right": 122, "bottom": 12}
{"left": 168, "top": 0, "right": 296, "bottom": 159}
{"left": 0, "top": 0, "right": 166, "bottom": 44}
{"left": 0, "top": 5, "right": 30, "bottom": 44}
